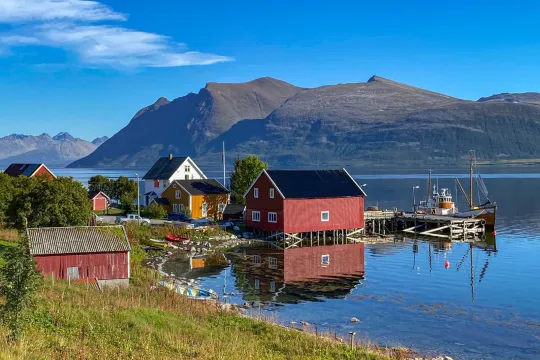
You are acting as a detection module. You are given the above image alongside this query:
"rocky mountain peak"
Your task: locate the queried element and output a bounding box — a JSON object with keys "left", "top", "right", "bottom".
{"left": 52, "top": 132, "right": 75, "bottom": 141}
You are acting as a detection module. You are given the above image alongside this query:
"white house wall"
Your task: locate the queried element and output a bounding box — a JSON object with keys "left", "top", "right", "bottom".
{"left": 169, "top": 159, "right": 206, "bottom": 182}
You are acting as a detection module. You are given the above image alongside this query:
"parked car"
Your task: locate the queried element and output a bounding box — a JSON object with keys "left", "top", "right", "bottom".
{"left": 188, "top": 218, "right": 214, "bottom": 229}
{"left": 167, "top": 213, "right": 192, "bottom": 222}
{"left": 220, "top": 221, "right": 235, "bottom": 229}
{"left": 117, "top": 214, "right": 151, "bottom": 225}
{"left": 95, "top": 216, "right": 105, "bottom": 224}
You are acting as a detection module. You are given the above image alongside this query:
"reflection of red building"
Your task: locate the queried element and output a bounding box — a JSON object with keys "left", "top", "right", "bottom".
{"left": 232, "top": 243, "right": 365, "bottom": 302}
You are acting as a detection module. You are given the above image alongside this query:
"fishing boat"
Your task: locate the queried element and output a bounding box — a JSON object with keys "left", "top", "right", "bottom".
{"left": 454, "top": 151, "right": 497, "bottom": 229}
{"left": 140, "top": 238, "right": 171, "bottom": 248}
{"left": 158, "top": 280, "right": 217, "bottom": 300}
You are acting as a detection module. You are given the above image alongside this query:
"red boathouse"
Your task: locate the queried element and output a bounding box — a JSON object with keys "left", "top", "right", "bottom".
{"left": 244, "top": 169, "right": 366, "bottom": 242}
{"left": 27, "top": 226, "right": 131, "bottom": 287}
{"left": 89, "top": 190, "right": 110, "bottom": 211}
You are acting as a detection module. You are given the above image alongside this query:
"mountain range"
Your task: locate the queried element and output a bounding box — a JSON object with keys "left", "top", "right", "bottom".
{"left": 0, "top": 133, "right": 108, "bottom": 167}
{"left": 55, "top": 76, "right": 540, "bottom": 169}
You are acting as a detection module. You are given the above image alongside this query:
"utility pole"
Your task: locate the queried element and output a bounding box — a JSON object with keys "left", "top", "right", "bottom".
{"left": 222, "top": 141, "right": 226, "bottom": 189}
{"left": 135, "top": 173, "right": 140, "bottom": 225}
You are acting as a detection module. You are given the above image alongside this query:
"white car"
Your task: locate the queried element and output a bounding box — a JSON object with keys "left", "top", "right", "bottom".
{"left": 117, "top": 214, "right": 151, "bottom": 225}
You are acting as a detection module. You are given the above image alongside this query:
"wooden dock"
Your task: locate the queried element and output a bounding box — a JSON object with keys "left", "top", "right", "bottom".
{"left": 364, "top": 210, "right": 486, "bottom": 240}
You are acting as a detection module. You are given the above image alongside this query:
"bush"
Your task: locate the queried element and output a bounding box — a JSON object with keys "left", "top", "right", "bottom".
{"left": 141, "top": 203, "right": 167, "bottom": 220}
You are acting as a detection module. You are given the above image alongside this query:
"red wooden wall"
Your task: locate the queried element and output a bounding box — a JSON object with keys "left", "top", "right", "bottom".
{"left": 92, "top": 194, "right": 108, "bottom": 211}
{"left": 34, "top": 252, "right": 129, "bottom": 280}
{"left": 33, "top": 166, "right": 55, "bottom": 180}
{"left": 283, "top": 243, "right": 365, "bottom": 283}
{"left": 283, "top": 197, "right": 364, "bottom": 233}
{"left": 245, "top": 172, "right": 284, "bottom": 231}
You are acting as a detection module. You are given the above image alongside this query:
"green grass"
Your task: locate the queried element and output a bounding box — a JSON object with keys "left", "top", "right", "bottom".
{"left": 93, "top": 207, "right": 124, "bottom": 216}
{"left": 0, "top": 239, "right": 19, "bottom": 267}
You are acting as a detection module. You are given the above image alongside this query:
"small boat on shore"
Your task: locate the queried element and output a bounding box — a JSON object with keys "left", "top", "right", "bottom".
{"left": 165, "top": 234, "right": 190, "bottom": 244}
{"left": 140, "top": 238, "right": 171, "bottom": 248}
{"left": 159, "top": 280, "right": 217, "bottom": 300}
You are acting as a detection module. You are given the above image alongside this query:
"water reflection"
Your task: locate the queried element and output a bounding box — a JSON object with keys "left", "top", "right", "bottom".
{"left": 230, "top": 243, "right": 365, "bottom": 303}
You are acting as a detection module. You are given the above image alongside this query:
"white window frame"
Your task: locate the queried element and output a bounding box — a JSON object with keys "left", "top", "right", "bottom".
{"left": 270, "top": 280, "right": 276, "bottom": 293}
{"left": 268, "top": 212, "right": 277, "bottom": 223}
{"left": 268, "top": 257, "right": 278, "bottom": 269}
{"left": 173, "top": 204, "right": 179, "bottom": 213}
{"left": 179, "top": 204, "right": 185, "bottom": 212}
{"left": 252, "top": 211, "right": 260, "bottom": 222}
{"left": 252, "top": 255, "right": 261, "bottom": 264}
{"left": 254, "top": 278, "right": 260, "bottom": 290}
{"left": 321, "top": 254, "right": 330, "bottom": 266}
{"left": 254, "top": 188, "right": 259, "bottom": 198}
{"left": 321, "top": 211, "right": 330, "bottom": 222}
{"left": 218, "top": 203, "right": 226, "bottom": 213}
{"left": 269, "top": 188, "right": 274, "bottom": 199}
{"left": 175, "top": 190, "right": 181, "bottom": 199}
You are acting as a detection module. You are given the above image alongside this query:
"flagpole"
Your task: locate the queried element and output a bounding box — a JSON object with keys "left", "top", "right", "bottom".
{"left": 222, "top": 141, "right": 226, "bottom": 189}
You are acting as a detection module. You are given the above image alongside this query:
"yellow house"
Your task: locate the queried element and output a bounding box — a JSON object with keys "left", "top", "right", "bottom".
{"left": 160, "top": 179, "right": 229, "bottom": 219}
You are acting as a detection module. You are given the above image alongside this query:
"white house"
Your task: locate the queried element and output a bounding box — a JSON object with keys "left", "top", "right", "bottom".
{"left": 142, "top": 155, "right": 207, "bottom": 205}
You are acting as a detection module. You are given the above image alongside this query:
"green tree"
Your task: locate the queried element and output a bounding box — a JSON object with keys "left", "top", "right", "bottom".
{"left": 142, "top": 202, "right": 167, "bottom": 219}
{"left": 0, "top": 173, "right": 15, "bottom": 224}
{"left": 115, "top": 176, "right": 138, "bottom": 214}
{"left": 88, "top": 175, "right": 114, "bottom": 198}
{"left": 229, "top": 155, "right": 268, "bottom": 204}
{"left": 7, "top": 176, "right": 92, "bottom": 229}
{"left": 0, "top": 239, "right": 42, "bottom": 340}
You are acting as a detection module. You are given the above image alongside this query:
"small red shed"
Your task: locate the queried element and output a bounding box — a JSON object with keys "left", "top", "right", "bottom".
{"left": 4, "top": 163, "right": 56, "bottom": 179}
{"left": 27, "top": 226, "right": 131, "bottom": 287}
{"left": 244, "top": 169, "right": 366, "bottom": 237}
{"left": 89, "top": 191, "right": 110, "bottom": 211}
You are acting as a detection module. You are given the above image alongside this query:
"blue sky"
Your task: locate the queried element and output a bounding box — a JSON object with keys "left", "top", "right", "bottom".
{"left": 0, "top": 0, "right": 539, "bottom": 140}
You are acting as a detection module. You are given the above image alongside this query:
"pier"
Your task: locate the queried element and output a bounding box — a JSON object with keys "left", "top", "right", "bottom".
{"left": 364, "top": 210, "right": 486, "bottom": 240}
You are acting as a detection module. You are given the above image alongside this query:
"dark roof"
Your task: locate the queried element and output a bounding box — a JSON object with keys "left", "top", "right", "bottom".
{"left": 4, "top": 163, "right": 44, "bottom": 177}
{"left": 223, "top": 204, "right": 245, "bottom": 215}
{"left": 27, "top": 226, "right": 131, "bottom": 256}
{"left": 151, "top": 198, "right": 170, "bottom": 205}
{"left": 142, "top": 157, "right": 188, "bottom": 180}
{"left": 265, "top": 169, "right": 365, "bottom": 199}
{"left": 174, "top": 179, "right": 229, "bottom": 196}
{"left": 88, "top": 190, "right": 110, "bottom": 200}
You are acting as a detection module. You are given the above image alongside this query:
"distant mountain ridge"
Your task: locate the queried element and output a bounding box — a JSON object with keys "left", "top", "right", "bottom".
{"left": 0, "top": 132, "right": 107, "bottom": 167}
{"left": 69, "top": 76, "right": 540, "bottom": 169}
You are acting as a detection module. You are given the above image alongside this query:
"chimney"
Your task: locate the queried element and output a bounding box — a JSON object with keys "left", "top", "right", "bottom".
{"left": 169, "top": 154, "right": 173, "bottom": 160}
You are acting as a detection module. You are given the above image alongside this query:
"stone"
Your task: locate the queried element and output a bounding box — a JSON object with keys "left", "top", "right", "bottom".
{"left": 300, "top": 321, "right": 309, "bottom": 326}
{"left": 350, "top": 317, "right": 360, "bottom": 323}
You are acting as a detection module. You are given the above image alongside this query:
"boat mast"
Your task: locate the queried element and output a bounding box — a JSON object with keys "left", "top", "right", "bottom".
{"left": 427, "top": 169, "right": 432, "bottom": 200}
{"left": 469, "top": 150, "right": 474, "bottom": 209}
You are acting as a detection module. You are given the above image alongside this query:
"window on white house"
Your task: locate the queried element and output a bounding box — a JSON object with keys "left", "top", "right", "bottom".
{"left": 254, "top": 188, "right": 259, "bottom": 198}
{"left": 185, "top": 165, "right": 190, "bottom": 173}
{"left": 269, "top": 188, "right": 274, "bottom": 198}
{"left": 321, "top": 211, "right": 330, "bottom": 222}
{"left": 268, "top": 212, "right": 277, "bottom": 223}
{"left": 321, "top": 255, "right": 330, "bottom": 266}
{"left": 218, "top": 203, "right": 226, "bottom": 213}
{"left": 154, "top": 179, "right": 159, "bottom": 188}
{"left": 173, "top": 204, "right": 178, "bottom": 213}
{"left": 252, "top": 255, "right": 261, "bottom": 264}
{"left": 268, "top": 257, "right": 278, "bottom": 269}
{"left": 252, "top": 211, "right": 260, "bottom": 222}
{"left": 185, "top": 174, "right": 190, "bottom": 180}
{"left": 254, "top": 278, "right": 260, "bottom": 290}
{"left": 175, "top": 190, "right": 181, "bottom": 199}
{"left": 163, "top": 181, "right": 168, "bottom": 188}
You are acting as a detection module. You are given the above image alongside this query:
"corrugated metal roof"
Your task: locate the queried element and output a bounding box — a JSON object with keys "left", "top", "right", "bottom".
{"left": 266, "top": 169, "right": 366, "bottom": 199}
{"left": 4, "top": 163, "right": 43, "bottom": 177}
{"left": 27, "top": 226, "right": 131, "bottom": 256}
{"left": 142, "top": 157, "right": 187, "bottom": 180}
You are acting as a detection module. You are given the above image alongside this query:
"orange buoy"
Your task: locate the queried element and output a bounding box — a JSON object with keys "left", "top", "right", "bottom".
{"left": 493, "top": 230, "right": 497, "bottom": 236}
{"left": 445, "top": 260, "right": 450, "bottom": 269}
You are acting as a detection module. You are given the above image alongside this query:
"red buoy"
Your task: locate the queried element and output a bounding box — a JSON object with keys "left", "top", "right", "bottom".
{"left": 445, "top": 260, "right": 450, "bottom": 269}
{"left": 493, "top": 230, "right": 497, "bottom": 236}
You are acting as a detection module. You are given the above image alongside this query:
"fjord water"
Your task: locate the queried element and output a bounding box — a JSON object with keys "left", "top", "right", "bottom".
{"left": 160, "top": 174, "right": 540, "bottom": 360}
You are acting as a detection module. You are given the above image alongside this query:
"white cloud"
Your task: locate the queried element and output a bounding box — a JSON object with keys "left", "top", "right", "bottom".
{"left": 0, "top": 0, "right": 232, "bottom": 68}
{"left": 0, "top": 0, "right": 125, "bottom": 23}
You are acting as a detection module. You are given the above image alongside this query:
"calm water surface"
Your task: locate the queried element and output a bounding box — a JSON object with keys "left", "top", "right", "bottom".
{"left": 57, "top": 168, "right": 540, "bottom": 359}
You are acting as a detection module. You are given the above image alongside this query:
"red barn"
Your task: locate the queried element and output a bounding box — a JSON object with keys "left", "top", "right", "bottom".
{"left": 244, "top": 169, "right": 366, "bottom": 240}
{"left": 27, "top": 226, "right": 131, "bottom": 287}
{"left": 89, "top": 191, "right": 110, "bottom": 211}
{"left": 4, "top": 163, "right": 56, "bottom": 179}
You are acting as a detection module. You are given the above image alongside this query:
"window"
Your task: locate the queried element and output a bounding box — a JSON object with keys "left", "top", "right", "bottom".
{"left": 254, "top": 188, "right": 259, "bottom": 198}
{"left": 268, "top": 212, "right": 277, "bottom": 223}
{"left": 179, "top": 204, "right": 185, "bottom": 212}
{"left": 185, "top": 174, "right": 190, "bottom": 180}
{"left": 175, "top": 190, "right": 181, "bottom": 199}
{"left": 163, "top": 180, "right": 168, "bottom": 188}
{"left": 254, "top": 278, "right": 260, "bottom": 290}
{"left": 202, "top": 203, "right": 208, "bottom": 217}
{"left": 173, "top": 204, "right": 178, "bottom": 213}
{"left": 269, "top": 188, "right": 274, "bottom": 198}
{"left": 252, "top": 211, "right": 260, "bottom": 222}
{"left": 270, "top": 281, "right": 276, "bottom": 293}
{"left": 154, "top": 179, "right": 159, "bottom": 188}
{"left": 268, "top": 257, "right": 278, "bottom": 269}
{"left": 67, "top": 267, "right": 80, "bottom": 280}
{"left": 218, "top": 203, "right": 226, "bottom": 213}
{"left": 321, "top": 211, "right": 330, "bottom": 222}
{"left": 321, "top": 255, "right": 330, "bottom": 266}
{"left": 185, "top": 165, "right": 191, "bottom": 173}
{"left": 252, "top": 255, "right": 261, "bottom": 264}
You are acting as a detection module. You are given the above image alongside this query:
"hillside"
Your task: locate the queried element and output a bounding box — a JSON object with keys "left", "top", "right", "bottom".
{"left": 69, "top": 76, "right": 540, "bottom": 169}
{"left": 0, "top": 133, "right": 105, "bottom": 167}
{"left": 69, "top": 77, "right": 302, "bottom": 168}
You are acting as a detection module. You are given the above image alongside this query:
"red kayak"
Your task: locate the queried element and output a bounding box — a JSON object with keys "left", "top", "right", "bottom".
{"left": 166, "top": 234, "right": 190, "bottom": 243}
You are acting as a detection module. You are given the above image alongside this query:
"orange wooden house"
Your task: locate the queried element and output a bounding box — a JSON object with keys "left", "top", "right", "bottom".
{"left": 156, "top": 179, "right": 229, "bottom": 219}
